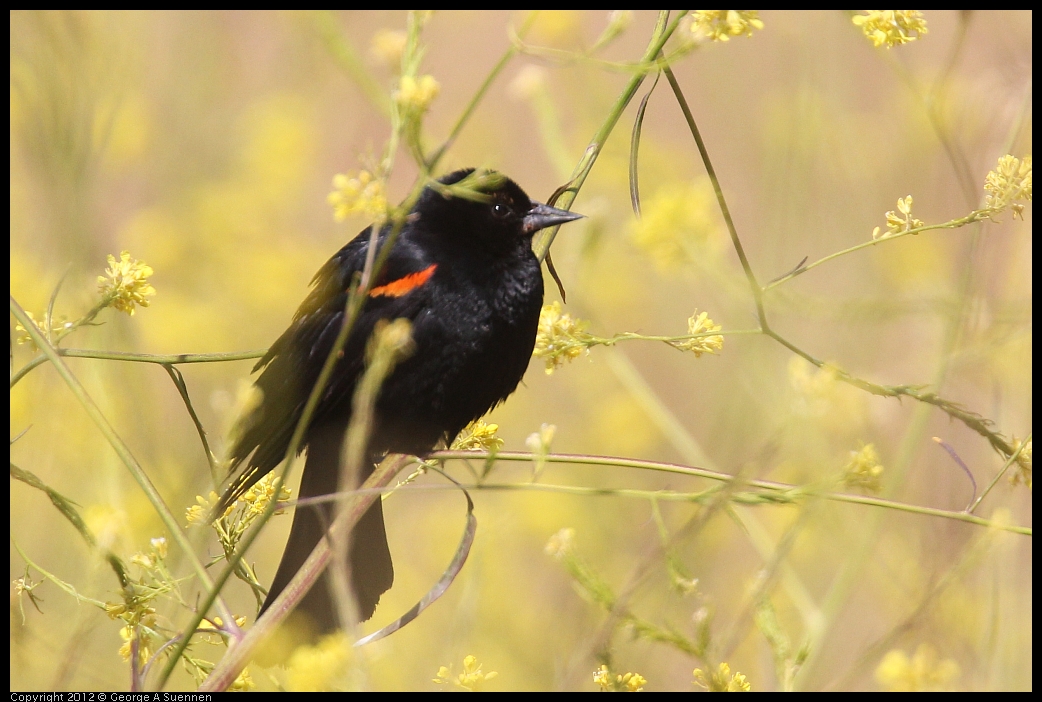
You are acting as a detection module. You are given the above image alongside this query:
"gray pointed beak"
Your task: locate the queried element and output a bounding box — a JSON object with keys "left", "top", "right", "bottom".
{"left": 522, "top": 202, "right": 585, "bottom": 235}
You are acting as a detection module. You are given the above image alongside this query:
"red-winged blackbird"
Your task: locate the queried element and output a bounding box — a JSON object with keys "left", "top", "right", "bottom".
{"left": 220, "top": 169, "right": 582, "bottom": 633}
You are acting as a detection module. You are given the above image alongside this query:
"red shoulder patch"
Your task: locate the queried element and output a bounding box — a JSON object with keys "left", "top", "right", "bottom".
{"left": 369, "top": 264, "right": 438, "bottom": 298}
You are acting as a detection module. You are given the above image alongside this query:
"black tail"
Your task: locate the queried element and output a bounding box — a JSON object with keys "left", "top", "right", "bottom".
{"left": 259, "top": 421, "right": 394, "bottom": 633}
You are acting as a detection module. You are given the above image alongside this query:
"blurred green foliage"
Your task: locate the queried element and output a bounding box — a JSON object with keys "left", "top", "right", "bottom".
{"left": 10, "top": 10, "right": 1031, "bottom": 691}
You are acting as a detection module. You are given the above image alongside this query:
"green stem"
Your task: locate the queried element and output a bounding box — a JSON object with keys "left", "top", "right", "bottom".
{"left": 11, "top": 348, "right": 264, "bottom": 388}
{"left": 533, "top": 10, "right": 687, "bottom": 261}
{"left": 664, "top": 65, "right": 766, "bottom": 330}
{"left": 427, "top": 451, "right": 1031, "bottom": 536}
{"left": 9, "top": 296, "right": 238, "bottom": 629}
{"left": 763, "top": 213, "right": 985, "bottom": 291}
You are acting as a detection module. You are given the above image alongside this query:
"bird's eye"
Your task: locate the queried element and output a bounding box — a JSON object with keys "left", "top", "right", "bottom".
{"left": 491, "top": 202, "right": 511, "bottom": 219}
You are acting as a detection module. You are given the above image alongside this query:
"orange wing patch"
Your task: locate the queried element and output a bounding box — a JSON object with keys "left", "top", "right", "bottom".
{"left": 369, "top": 264, "right": 438, "bottom": 298}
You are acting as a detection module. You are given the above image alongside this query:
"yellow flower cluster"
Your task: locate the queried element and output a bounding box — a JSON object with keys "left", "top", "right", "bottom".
{"left": 13, "top": 310, "right": 69, "bottom": 347}
{"left": 433, "top": 655, "right": 498, "bottom": 691}
{"left": 873, "top": 195, "right": 924, "bottom": 240}
{"left": 240, "top": 473, "right": 292, "bottom": 518}
{"left": 690, "top": 10, "right": 764, "bottom": 42}
{"left": 875, "top": 644, "right": 959, "bottom": 691}
{"left": 532, "top": 301, "right": 592, "bottom": 374}
{"left": 395, "top": 74, "right": 440, "bottom": 114}
{"left": 97, "top": 251, "right": 156, "bottom": 315}
{"left": 843, "top": 443, "right": 884, "bottom": 493}
{"left": 544, "top": 527, "right": 576, "bottom": 560}
{"left": 593, "top": 665, "right": 647, "bottom": 692}
{"left": 669, "top": 310, "right": 724, "bottom": 357}
{"left": 370, "top": 29, "right": 407, "bottom": 68}
{"left": 286, "top": 633, "right": 354, "bottom": 692}
{"left": 852, "top": 11, "right": 928, "bottom": 48}
{"left": 185, "top": 490, "right": 225, "bottom": 526}
{"left": 328, "top": 170, "right": 389, "bottom": 223}
{"left": 451, "top": 420, "right": 504, "bottom": 451}
{"left": 984, "top": 154, "right": 1032, "bottom": 220}
{"left": 630, "top": 180, "right": 720, "bottom": 270}
{"left": 693, "top": 662, "right": 751, "bottom": 691}
{"left": 1009, "top": 436, "right": 1031, "bottom": 488}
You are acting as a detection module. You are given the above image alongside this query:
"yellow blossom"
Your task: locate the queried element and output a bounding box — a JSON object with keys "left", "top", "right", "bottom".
{"left": 149, "top": 537, "right": 167, "bottom": 559}
{"left": 286, "top": 633, "right": 354, "bottom": 692}
{"left": 97, "top": 251, "right": 156, "bottom": 315}
{"left": 13, "top": 310, "right": 71, "bottom": 347}
{"left": 1008, "top": 436, "right": 1031, "bottom": 488}
{"left": 230, "top": 667, "right": 256, "bottom": 692}
{"left": 874, "top": 195, "right": 924, "bottom": 239}
{"left": 852, "top": 11, "right": 928, "bottom": 48}
{"left": 526, "top": 422, "right": 556, "bottom": 477}
{"left": 241, "top": 472, "right": 292, "bottom": 517}
{"left": 669, "top": 310, "right": 724, "bottom": 357}
{"left": 875, "top": 644, "right": 959, "bottom": 691}
{"left": 451, "top": 420, "right": 504, "bottom": 451}
{"left": 433, "top": 654, "right": 498, "bottom": 691}
{"left": 983, "top": 154, "right": 1032, "bottom": 220}
{"left": 118, "top": 618, "right": 158, "bottom": 668}
{"left": 370, "top": 29, "right": 407, "bottom": 68}
{"left": 630, "top": 180, "right": 721, "bottom": 269}
{"left": 509, "top": 64, "right": 548, "bottom": 102}
{"left": 693, "top": 662, "right": 751, "bottom": 691}
{"left": 395, "top": 74, "right": 440, "bottom": 114}
{"left": 843, "top": 443, "right": 884, "bottom": 493}
{"left": 327, "top": 170, "right": 388, "bottom": 223}
{"left": 532, "top": 301, "right": 592, "bottom": 374}
{"left": 186, "top": 491, "right": 224, "bottom": 526}
{"left": 544, "top": 527, "right": 575, "bottom": 560}
{"left": 593, "top": 664, "right": 648, "bottom": 692}
{"left": 690, "top": 11, "right": 764, "bottom": 42}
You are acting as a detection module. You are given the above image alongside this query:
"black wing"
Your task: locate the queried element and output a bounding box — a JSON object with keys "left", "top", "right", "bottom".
{"left": 219, "top": 225, "right": 432, "bottom": 510}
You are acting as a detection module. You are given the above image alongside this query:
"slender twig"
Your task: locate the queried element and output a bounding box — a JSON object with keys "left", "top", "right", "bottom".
{"left": 426, "top": 451, "right": 1031, "bottom": 536}
{"left": 969, "top": 431, "right": 1031, "bottom": 514}
{"left": 533, "top": 11, "right": 688, "bottom": 261}
{"left": 162, "top": 364, "right": 220, "bottom": 485}
{"left": 10, "top": 296, "right": 238, "bottom": 630}
{"left": 11, "top": 348, "right": 264, "bottom": 388}
{"left": 664, "top": 66, "right": 766, "bottom": 329}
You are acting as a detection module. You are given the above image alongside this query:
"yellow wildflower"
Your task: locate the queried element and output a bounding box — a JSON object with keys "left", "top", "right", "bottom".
{"left": 149, "top": 537, "right": 167, "bottom": 559}
{"left": 843, "top": 443, "right": 884, "bottom": 493}
{"left": 241, "top": 473, "right": 292, "bottom": 517}
{"left": 118, "top": 618, "right": 158, "bottom": 668}
{"left": 693, "top": 662, "right": 751, "bottom": 691}
{"left": 370, "top": 29, "right": 407, "bottom": 68}
{"left": 669, "top": 310, "right": 724, "bottom": 357}
{"left": 395, "top": 74, "right": 440, "bottom": 114}
{"left": 852, "top": 11, "right": 928, "bottom": 48}
{"left": 983, "top": 154, "right": 1032, "bottom": 220}
{"left": 544, "top": 527, "right": 575, "bottom": 560}
{"left": 286, "top": 633, "right": 354, "bottom": 692}
{"left": 13, "top": 310, "right": 71, "bottom": 347}
{"left": 1008, "top": 436, "right": 1031, "bottom": 488}
{"left": 594, "top": 664, "right": 648, "bottom": 692}
{"left": 532, "top": 301, "right": 592, "bottom": 374}
{"left": 186, "top": 491, "right": 224, "bottom": 526}
{"left": 526, "top": 422, "right": 556, "bottom": 477}
{"left": 630, "top": 180, "right": 721, "bottom": 269}
{"left": 875, "top": 644, "right": 959, "bottom": 691}
{"left": 433, "top": 654, "right": 498, "bottom": 691}
{"left": 230, "top": 667, "right": 256, "bottom": 692}
{"left": 690, "top": 11, "right": 764, "bottom": 42}
{"left": 97, "top": 251, "right": 156, "bottom": 315}
{"left": 451, "top": 420, "right": 504, "bottom": 451}
{"left": 874, "top": 195, "right": 924, "bottom": 239}
{"left": 327, "top": 170, "right": 388, "bottom": 223}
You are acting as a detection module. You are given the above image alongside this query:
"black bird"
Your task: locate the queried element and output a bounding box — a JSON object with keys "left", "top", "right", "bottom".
{"left": 220, "top": 168, "right": 582, "bottom": 633}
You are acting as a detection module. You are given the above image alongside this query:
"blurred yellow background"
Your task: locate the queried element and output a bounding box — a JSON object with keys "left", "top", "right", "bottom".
{"left": 10, "top": 11, "right": 1031, "bottom": 691}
